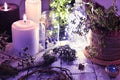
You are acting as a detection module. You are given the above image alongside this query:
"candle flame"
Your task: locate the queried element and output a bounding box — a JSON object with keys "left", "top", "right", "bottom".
{"left": 23, "top": 14, "right": 27, "bottom": 22}
{"left": 91, "top": 7, "right": 94, "bottom": 13}
{"left": 4, "top": 2, "right": 8, "bottom": 11}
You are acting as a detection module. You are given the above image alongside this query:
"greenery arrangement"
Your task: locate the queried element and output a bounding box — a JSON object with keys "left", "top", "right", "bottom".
{"left": 49, "top": 0, "right": 73, "bottom": 40}
{"left": 50, "top": 0, "right": 72, "bottom": 26}
{"left": 85, "top": 0, "right": 120, "bottom": 32}
{"left": 84, "top": 0, "right": 120, "bottom": 58}
{"left": 65, "top": 0, "right": 120, "bottom": 39}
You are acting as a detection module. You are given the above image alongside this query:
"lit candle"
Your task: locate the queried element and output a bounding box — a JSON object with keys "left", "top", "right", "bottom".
{"left": 12, "top": 14, "right": 39, "bottom": 55}
{"left": 91, "top": 6, "right": 94, "bottom": 13}
{"left": 0, "top": 2, "right": 20, "bottom": 42}
{"left": 4, "top": 2, "right": 8, "bottom": 11}
{"left": 25, "top": 0, "right": 41, "bottom": 23}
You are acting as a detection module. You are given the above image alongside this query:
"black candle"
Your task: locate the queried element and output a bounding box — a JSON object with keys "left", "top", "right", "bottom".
{"left": 0, "top": 3, "right": 20, "bottom": 42}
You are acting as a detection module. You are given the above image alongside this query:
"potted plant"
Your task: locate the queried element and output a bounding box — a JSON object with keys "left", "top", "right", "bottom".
{"left": 83, "top": 0, "right": 120, "bottom": 65}
{"left": 49, "top": 0, "right": 72, "bottom": 40}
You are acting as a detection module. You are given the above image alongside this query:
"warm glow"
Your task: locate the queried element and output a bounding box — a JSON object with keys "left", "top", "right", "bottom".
{"left": 23, "top": 14, "right": 27, "bottom": 22}
{"left": 4, "top": 2, "right": 8, "bottom": 11}
{"left": 91, "top": 7, "right": 94, "bottom": 13}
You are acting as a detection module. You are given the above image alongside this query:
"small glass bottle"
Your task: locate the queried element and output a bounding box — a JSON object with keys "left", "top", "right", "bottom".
{"left": 40, "top": 11, "right": 59, "bottom": 49}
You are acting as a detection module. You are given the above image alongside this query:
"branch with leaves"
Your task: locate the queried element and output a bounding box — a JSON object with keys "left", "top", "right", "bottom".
{"left": 50, "top": 0, "right": 72, "bottom": 26}
{"left": 18, "top": 67, "right": 73, "bottom": 80}
{"left": 85, "top": 0, "right": 120, "bottom": 32}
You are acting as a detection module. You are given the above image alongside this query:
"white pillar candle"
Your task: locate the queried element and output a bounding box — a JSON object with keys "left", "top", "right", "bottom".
{"left": 75, "top": 0, "right": 82, "bottom": 3}
{"left": 25, "top": 0, "right": 41, "bottom": 23}
{"left": 12, "top": 14, "right": 39, "bottom": 55}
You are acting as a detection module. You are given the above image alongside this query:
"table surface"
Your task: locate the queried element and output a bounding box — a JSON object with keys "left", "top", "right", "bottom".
{"left": 0, "top": 36, "right": 120, "bottom": 80}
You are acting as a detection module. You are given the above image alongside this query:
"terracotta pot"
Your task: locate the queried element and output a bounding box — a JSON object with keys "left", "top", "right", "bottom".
{"left": 90, "top": 30, "right": 120, "bottom": 60}
{"left": 84, "top": 30, "right": 120, "bottom": 65}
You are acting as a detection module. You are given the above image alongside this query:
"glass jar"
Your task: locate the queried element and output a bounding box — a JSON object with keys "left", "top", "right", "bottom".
{"left": 66, "top": 3, "right": 88, "bottom": 49}
{"left": 40, "top": 11, "right": 59, "bottom": 49}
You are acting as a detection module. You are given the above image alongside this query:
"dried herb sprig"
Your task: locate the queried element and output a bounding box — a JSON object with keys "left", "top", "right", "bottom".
{"left": 18, "top": 67, "right": 73, "bottom": 80}
{"left": 53, "top": 45, "right": 77, "bottom": 62}
{"left": 0, "top": 48, "right": 58, "bottom": 80}
{"left": 0, "top": 60, "right": 19, "bottom": 80}
{"left": 42, "top": 53, "right": 57, "bottom": 67}
{"left": 0, "top": 32, "right": 9, "bottom": 51}
{"left": 15, "top": 47, "right": 57, "bottom": 73}
{"left": 18, "top": 47, "right": 35, "bottom": 69}
{"left": 85, "top": 46, "right": 98, "bottom": 58}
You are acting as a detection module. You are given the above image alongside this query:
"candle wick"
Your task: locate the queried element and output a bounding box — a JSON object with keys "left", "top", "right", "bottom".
{"left": 24, "top": 20, "right": 26, "bottom": 23}
{"left": 4, "top": 2, "right": 8, "bottom": 11}
{"left": 23, "top": 14, "right": 27, "bottom": 23}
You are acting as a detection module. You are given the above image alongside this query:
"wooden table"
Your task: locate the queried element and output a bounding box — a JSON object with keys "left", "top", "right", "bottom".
{"left": 1, "top": 39, "right": 120, "bottom": 80}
